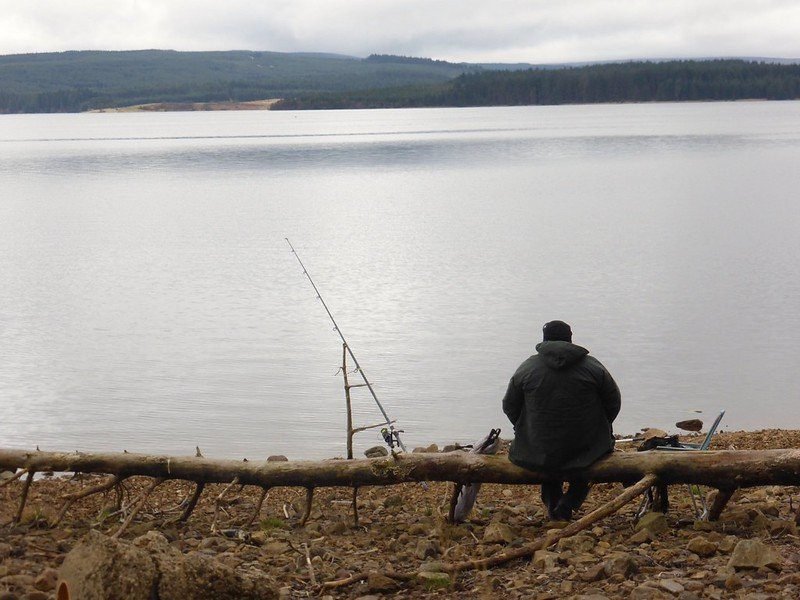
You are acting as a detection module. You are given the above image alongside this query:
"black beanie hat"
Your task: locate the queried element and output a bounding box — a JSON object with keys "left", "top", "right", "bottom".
{"left": 542, "top": 320, "right": 572, "bottom": 342}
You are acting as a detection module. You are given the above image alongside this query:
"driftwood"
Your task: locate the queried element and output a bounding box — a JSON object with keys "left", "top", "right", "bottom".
{"left": 3, "top": 447, "right": 800, "bottom": 490}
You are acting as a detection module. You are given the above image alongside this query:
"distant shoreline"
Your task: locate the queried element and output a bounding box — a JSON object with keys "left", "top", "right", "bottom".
{"left": 90, "top": 98, "right": 280, "bottom": 113}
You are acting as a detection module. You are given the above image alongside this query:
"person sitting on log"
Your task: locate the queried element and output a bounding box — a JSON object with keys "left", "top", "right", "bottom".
{"left": 502, "top": 320, "right": 621, "bottom": 521}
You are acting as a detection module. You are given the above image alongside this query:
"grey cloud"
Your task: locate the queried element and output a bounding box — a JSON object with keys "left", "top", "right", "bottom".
{"left": 1, "top": 0, "right": 798, "bottom": 62}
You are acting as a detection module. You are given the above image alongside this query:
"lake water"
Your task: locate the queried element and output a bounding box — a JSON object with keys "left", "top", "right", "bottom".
{"left": 1, "top": 102, "right": 799, "bottom": 460}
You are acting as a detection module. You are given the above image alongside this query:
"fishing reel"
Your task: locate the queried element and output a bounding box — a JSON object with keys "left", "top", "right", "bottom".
{"left": 380, "top": 426, "right": 404, "bottom": 450}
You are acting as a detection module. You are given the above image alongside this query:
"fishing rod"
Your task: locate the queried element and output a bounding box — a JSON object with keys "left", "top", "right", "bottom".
{"left": 285, "top": 238, "right": 407, "bottom": 452}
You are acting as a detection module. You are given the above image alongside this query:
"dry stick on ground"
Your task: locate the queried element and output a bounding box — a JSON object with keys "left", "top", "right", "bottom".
{"left": 322, "top": 474, "right": 658, "bottom": 589}
{"left": 12, "top": 470, "right": 36, "bottom": 525}
{"left": 302, "top": 542, "right": 317, "bottom": 585}
{"left": 178, "top": 481, "right": 205, "bottom": 523}
{"left": 352, "top": 486, "right": 359, "bottom": 528}
{"left": 211, "top": 477, "right": 240, "bottom": 533}
{"left": 299, "top": 487, "right": 314, "bottom": 527}
{"left": 54, "top": 475, "right": 125, "bottom": 526}
{"left": 709, "top": 487, "right": 737, "bottom": 522}
{"left": 246, "top": 487, "right": 270, "bottom": 527}
{"left": 111, "top": 477, "right": 164, "bottom": 539}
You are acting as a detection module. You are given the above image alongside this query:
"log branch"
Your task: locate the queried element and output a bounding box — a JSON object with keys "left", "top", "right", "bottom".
{"left": 709, "top": 487, "right": 737, "bottom": 521}
{"left": 0, "top": 468, "right": 28, "bottom": 488}
{"left": 55, "top": 475, "right": 124, "bottom": 526}
{"left": 299, "top": 487, "right": 314, "bottom": 527}
{"left": 211, "top": 477, "right": 239, "bottom": 533}
{"left": 112, "top": 477, "right": 163, "bottom": 539}
{"left": 179, "top": 482, "right": 205, "bottom": 523}
{"left": 13, "top": 470, "right": 35, "bottom": 525}
{"left": 246, "top": 487, "right": 270, "bottom": 527}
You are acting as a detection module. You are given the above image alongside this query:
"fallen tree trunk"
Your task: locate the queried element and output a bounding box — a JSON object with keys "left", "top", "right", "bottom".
{"left": 3, "top": 447, "right": 800, "bottom": 489}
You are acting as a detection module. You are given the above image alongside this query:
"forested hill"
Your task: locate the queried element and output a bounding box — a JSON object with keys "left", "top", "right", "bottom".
{"left": 274, "top": 60, "right": 800, "bottom": 109}
{"left": 1, "top": 52, "right": 798, "bottom": 113}
{"left": 0, "top": 50, "right": 480, "bottom": 113}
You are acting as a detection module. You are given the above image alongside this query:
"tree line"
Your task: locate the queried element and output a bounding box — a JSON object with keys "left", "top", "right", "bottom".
{"left": 273, "top": 60, "right": 800, "bottom": 110}
{"left": 2, "top": 57, "right": 798, "bottom": 113}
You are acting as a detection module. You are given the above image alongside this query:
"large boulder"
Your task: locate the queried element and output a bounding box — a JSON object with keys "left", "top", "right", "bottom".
{"left": 57, "top": 530, "right": 276, "bottom": 600}
{"left": 727, "top": 539, "right": 782, "bottom": 571}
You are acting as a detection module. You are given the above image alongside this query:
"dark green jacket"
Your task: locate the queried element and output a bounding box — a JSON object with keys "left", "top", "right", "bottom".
{"left": 502, "top": 341, "right": 621, "bottom": 471}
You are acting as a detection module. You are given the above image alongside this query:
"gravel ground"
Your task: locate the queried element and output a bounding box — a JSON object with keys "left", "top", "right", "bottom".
{"left": 2, "top": 429, "right": 800, "bottom": 599}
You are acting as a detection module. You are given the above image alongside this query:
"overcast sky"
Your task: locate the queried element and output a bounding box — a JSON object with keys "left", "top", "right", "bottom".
{"left": 2, "top": 0, "right": 798, "bottom": 63}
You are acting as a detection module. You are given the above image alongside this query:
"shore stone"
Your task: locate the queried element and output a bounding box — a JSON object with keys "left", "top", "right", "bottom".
{"left": 366, "top": 572, "right": 398, "bottom": 593}
{"left": 0, "top": 543, "right": 12, "bottom": 560}
{"left": 727, "top": 539, "right": 781, "bottom": 570}
{"left": 658, "top": 579, "right": 684, "bottom": 594}
{"left": 557, "top": 534, "right": 595, "bottom": 553}
{"left": 532, "top": 550, "right": 557, "bottom": 571}
{"left": 603, "top": 553, "right": 637, "bottom": 578}
{"left": 419, "top": 561, "right": 445, "bottom": 573}
{"left": 686, "top": 536, "right": 717, "bottom": 557}
{"left": 266, "top": 455, "right": 288, "bottom": 462}
{"left": 724, "top": 572, "right": 743, "bottom": 590}
{"left": 415, "top": 539, "right": 440, "bottom": 559}
{"left": 676, "top": 419, "right": 703, "bottom": 432}
{"left": 33, "top": 568, "right": 59, "bottom": 591}
{"left": 483, "top": 523, "right": 515, "bottom": 544}
{"left": 1, "top": 575, "right": 35, "bottom": 588}
{"left": 717, "top": 536, "right": 738, "bottom": 553}
{"left": 364, "top": 446, "right": 388, "bottom": 458}
{"left": 629, "top": 584, "right": 669, "bottom": 599}
{"left": 417, "top": 571, "right": 450, "bottom": 588}
{"left": 580, "top": 563, "right": 607, "bottom": 582}
{"left": 642, "top": 428, "right": 669, "bottom": 440}
{"left": 768, "top": 519, "right": 797, "bottom": 536}
{"left": 636, "top": 513, "right": 668, "bottom": 534}
{"left": 630, "top": 529, "right": 655, "bottom": 544}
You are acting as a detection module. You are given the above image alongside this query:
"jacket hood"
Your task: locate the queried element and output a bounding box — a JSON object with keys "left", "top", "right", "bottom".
{"left": 535, "top": 340, "right": 589, "bottom": 370}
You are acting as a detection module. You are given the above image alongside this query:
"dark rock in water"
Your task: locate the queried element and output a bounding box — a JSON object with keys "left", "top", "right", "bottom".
{"left": 267, "top": 455, "right": 288, "bottom": 462}
{"left": 364, "top": 446, "right": 388, "bottom": 458}
{"left": 676, "top": 419, "right": 704, "bottom": 432}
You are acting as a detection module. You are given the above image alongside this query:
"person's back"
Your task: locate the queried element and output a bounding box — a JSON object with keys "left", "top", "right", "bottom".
{"left": 502, "top": 320, "right": 621, "bottom": 519}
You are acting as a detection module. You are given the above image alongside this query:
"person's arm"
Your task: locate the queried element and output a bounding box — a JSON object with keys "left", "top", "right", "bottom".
{"left": 502, "top": 376, "right": 524, "bottom": 425}
{"left": 600, "top": 369, "right": 621, "bottom": 423}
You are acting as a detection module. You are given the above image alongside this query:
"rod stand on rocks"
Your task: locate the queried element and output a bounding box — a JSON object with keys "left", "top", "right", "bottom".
{"left": 340, "top": 343, "right": 394, "bottom": 459}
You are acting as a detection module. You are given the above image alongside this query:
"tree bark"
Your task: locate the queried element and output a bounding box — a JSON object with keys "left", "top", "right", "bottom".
{"left": 3, "top": 447, "right": 800, "bottom": 490}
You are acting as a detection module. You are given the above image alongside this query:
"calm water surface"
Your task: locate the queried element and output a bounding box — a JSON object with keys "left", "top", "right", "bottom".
{"left": 1, "top": 102, "right": 799, "bottom": 459}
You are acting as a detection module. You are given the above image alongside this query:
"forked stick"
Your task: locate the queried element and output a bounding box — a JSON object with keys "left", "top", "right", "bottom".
{"left": 111, "top": 477, "right": 164, "bottom": 539}
{"left": 54, "top": 475, "right": 124, "bottom": 526}
{"left": 211, "top": 477, "right": 239, "bottom": 533}
{"left": 246, "top": 487, "right": 270, "bottom": 527}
